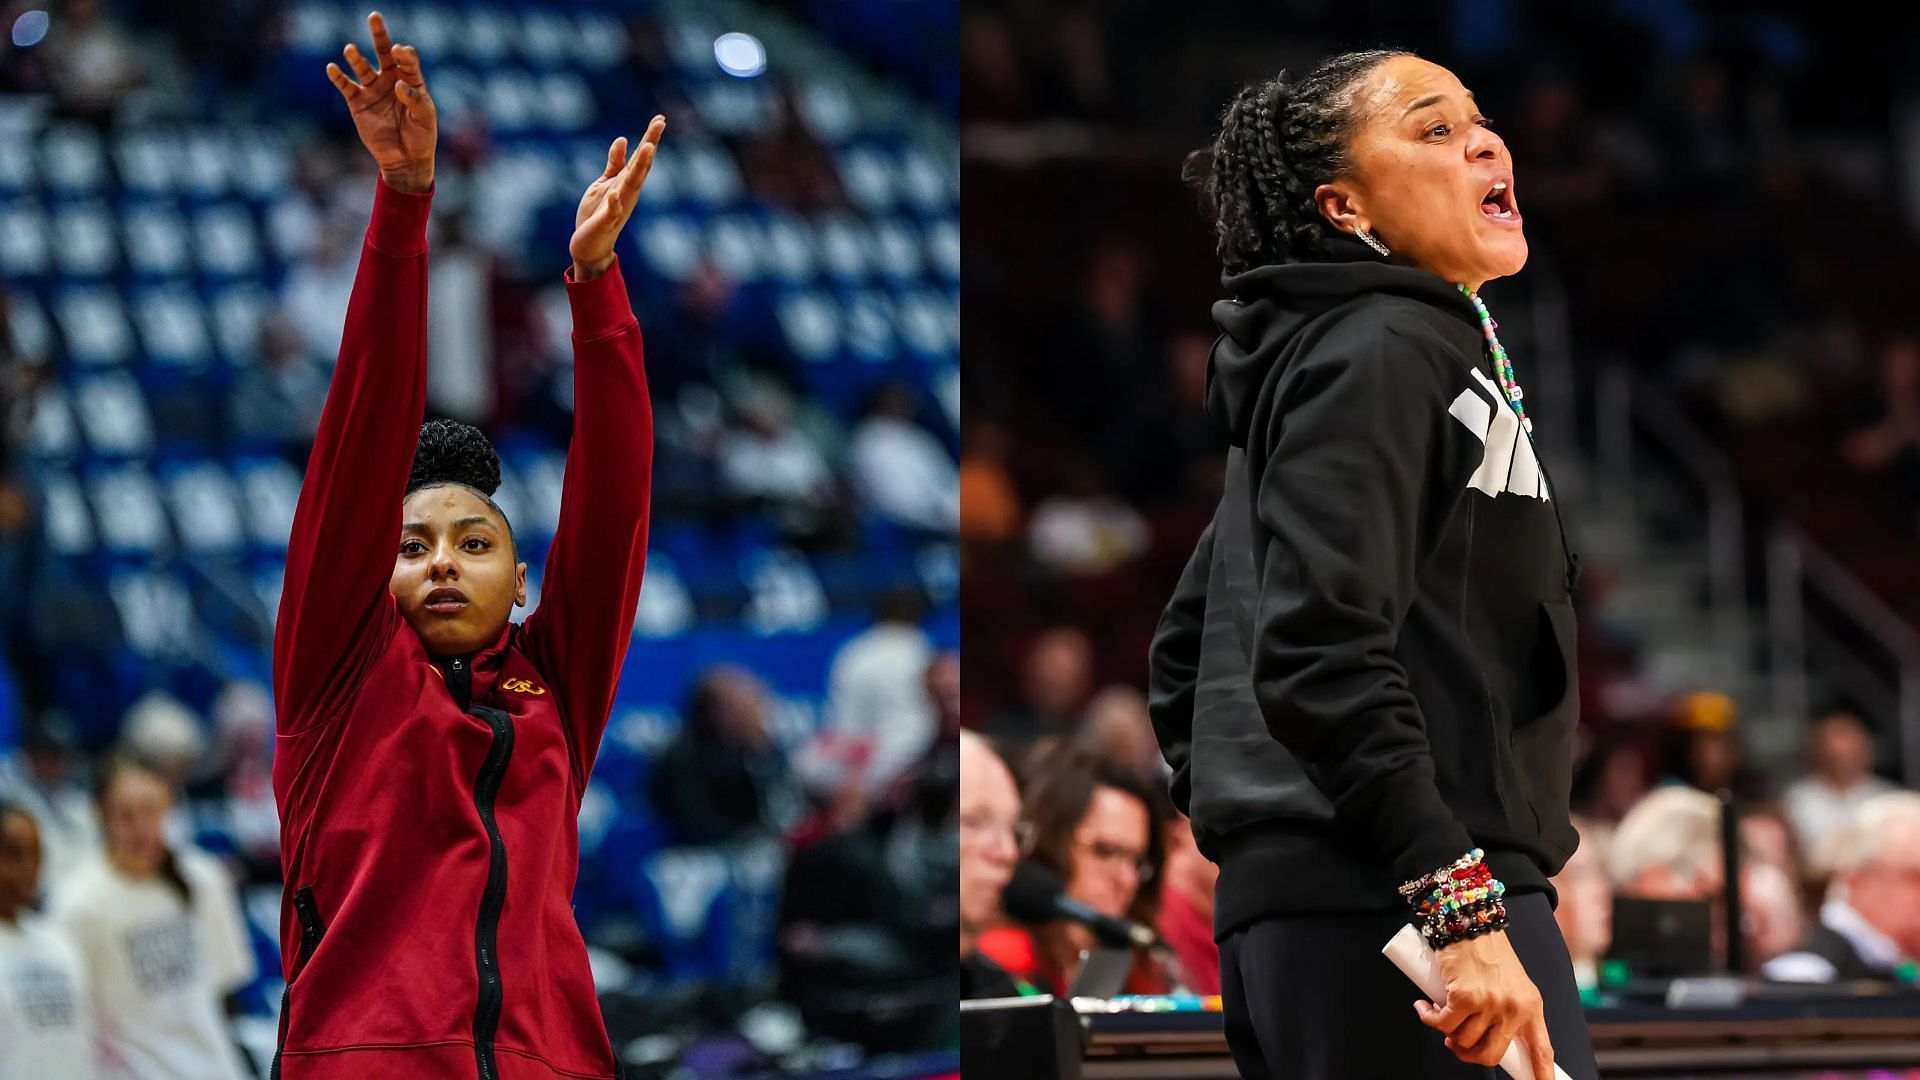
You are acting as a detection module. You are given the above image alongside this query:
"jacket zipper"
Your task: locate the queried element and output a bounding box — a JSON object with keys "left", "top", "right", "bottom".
{"left": 447, "top": 652, "right": 516, "bottom": 1080}
{"left": 271, "top": 886, "right": 326, "bottom": 1080}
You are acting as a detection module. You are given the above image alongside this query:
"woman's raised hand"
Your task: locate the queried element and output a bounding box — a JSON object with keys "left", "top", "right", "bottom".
{"left": 324, "top": 12, "right": 437, "bottom": 194}
{"left": 570, "top": 116, "right": 667, "bottom": 281}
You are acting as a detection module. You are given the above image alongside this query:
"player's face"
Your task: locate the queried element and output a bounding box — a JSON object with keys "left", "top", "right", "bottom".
{"left": 1319, "top": 56, "right": 1527, "bottom": 289}
{"left": 392, "top": 485, "right": 527, "bottom": 658}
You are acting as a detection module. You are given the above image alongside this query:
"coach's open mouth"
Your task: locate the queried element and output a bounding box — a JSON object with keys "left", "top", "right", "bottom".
{"left": 1480, "top": 178, "right": 1520, "bottom": 224}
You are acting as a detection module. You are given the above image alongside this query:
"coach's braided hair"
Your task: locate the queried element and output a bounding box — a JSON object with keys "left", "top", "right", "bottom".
{"left": 1187, "top": 49, "right": 1412, "bottom": 273}
{"left": 406, "top": 418, "right": 517, "bottom": 555}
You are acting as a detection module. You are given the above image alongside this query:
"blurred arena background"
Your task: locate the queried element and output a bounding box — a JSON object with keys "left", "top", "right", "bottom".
{"left": 0, "top": 0, "right": 959, "bottom": 1076}
{"left": 960, "top": 0, "right": 1920, "bottom": 1074}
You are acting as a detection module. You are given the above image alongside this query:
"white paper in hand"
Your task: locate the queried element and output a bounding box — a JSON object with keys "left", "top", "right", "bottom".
{"left": 1381, "top": 923, "right": 1576, "bottom": 1080}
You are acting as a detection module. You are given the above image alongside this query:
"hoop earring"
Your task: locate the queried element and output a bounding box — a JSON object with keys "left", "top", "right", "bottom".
{"left": 1355, "top": 227, "right": 1391, "bottom": 257}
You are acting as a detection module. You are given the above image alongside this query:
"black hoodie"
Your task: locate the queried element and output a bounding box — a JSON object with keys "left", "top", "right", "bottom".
{"left": 1148, "top": 234, "right": 1582, "bottom": 938}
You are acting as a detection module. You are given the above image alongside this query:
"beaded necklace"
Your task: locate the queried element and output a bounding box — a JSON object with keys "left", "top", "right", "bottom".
{"left": 1457, "top": 285, "right": 1531, "bottom": 434}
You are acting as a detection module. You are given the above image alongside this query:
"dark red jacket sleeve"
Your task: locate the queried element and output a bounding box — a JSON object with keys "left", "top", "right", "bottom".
{"left": 518, "top": 256, "right": 654, "bottom": 792}
{"left": 272, "top": 175, "right": 431, "bottom": 735}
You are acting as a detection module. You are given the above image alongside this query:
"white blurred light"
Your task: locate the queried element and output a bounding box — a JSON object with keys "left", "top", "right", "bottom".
{"left": 12, "top": 10, "right": 49, "bottom": 47}
{"left": 713, "top": 32, "right": 766, "bottom": 78}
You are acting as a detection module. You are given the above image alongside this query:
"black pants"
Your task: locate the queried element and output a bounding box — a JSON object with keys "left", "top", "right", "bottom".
{"left": 1218, "top": 893, "right": 1599, "bottom": 1079}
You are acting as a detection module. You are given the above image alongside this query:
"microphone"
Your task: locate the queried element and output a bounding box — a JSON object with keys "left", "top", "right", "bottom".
{"left": 1002, "top": 860, "right": 1160, "bottom": 950}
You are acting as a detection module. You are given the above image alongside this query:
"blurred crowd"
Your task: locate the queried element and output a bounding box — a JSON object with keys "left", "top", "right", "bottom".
{"left": 959, "top": 663, "right": 1920, "bottom": 1001}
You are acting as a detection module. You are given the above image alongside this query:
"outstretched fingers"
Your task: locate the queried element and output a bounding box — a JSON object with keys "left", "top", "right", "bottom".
{"left": 602, "top": 137, "right": 628, "bottom": 180}
{"left": 614, "top": 116, "right": 666, "bottom": 202}
{"left": 368, "top": 11, "right": 396, "bottom": 68}
{"left": 324, "top": 62, "right": 360, "bottom": 101}
{"left": 343, "top": 42, "right": 378, "bottom": 85}
{"left": 390, "top": 43, "right": 426, "bottom": 87}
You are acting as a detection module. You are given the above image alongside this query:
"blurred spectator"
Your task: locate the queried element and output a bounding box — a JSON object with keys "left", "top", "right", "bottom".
{"left": 650, "top": 666, "right": 799, "bottom": 847}
{"left": 1155, "top": 812, "right": 1218, "bottom": 995}
{"left": 280, "top": 208, "right": 364, "bottom": 366}
{"left": 1784, "top": 712, "right": 1896, "bottom": 878}
{"left": 1764, "top": 791, "right": 1920, "bottom": 983}
{"left": 925, "top": 650, "right": 962, "bottom": 741}
{"left": 1660, "top": 691, "right": 1770, "bottom": 800}
{"left": 1069, "top": 685, "right": 1163, "bottom": 783}
{"left": 958, "top": 730, "right": 1023, "bottom": 998}
{"left": 0, "top": 799, "right": 94, "bottom": 1078}
{"left": 185, "top": 682, "right": 279, "bottom": 883}
{"left": 778, "top": 741, "right": 957, "bottom": 1051}
{"left": 736, "top": 80, "right": 846, "bottom": 212}
{"left": 52, "top": 758, "right": 253, "bottom": 1080}
{"left": 717, "top": 380, "right": 838, "bottom": 542}
{"left": 1610, "top": 786, "right": 1723, "bottom": 902}
{"left": 796, "top": 592, "right": 936, "bottom": 803}
{"left": 1552, "top": 816, "right": 1613, "bottom": 993}
{"left": 1839, "top": 335, "right": 1920, "bottom": 505}
{"left": 1573, "top": 736, "right": 1652, "bottom": 823}
{"left": 44, "top": 0, "right": 145, "bottom": 124}
{"left": 1027, "top": 465, "right": 1151, "bottom": 576}
{"left": 0, "top": 800, "right": 95, "bottom": 1079}
{"left": 0, "top": 722, "right": 98, "bottom": 889}
{"left": 119, "top": 692, "right": 207, "bottom": 795}
{"left": 982, "top": 626, "right": 1094, "bottom": 743}
{"left": 1511, "top": 75, "right": 1616, "bottom": 215}
{"left": 957, "top": 421, "right": 1022, "bottom": 544}
{"left": 850, "top": 383, "right": 959, "bottom": 536}
{"left": 227, "top": 311, "right": 328, "bottom": 456}
{"left": 976, "top": 753, "right": 1169, "bottom": 996}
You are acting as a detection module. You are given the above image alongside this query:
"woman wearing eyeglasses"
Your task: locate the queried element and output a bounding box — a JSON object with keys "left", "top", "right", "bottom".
{"left": 976, "top": 752, "right": 1173, "bottom": 995}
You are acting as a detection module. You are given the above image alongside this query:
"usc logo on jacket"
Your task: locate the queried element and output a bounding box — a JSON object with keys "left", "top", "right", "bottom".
{"left": 500, "top": 677, "right": 547, "bottom": 695}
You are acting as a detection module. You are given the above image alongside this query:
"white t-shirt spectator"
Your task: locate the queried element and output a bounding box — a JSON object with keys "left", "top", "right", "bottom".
{"left": 51, "top": 849, "right": 255, "bottom": 1080}
{"left": 1785, "top": 774, "right": 1896, "bottom": 874}
{"left": 0, "top": 915, "right": 95, "bottom": 1080}
{"left": 821, "top": 621, "right": 936, "bottom": 796}
{"left": 851, "top": 416, "right": 959, "bottom": 533}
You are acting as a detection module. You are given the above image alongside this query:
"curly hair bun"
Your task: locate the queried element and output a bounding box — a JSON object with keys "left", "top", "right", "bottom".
{"left": 407, "top": 419, "right": 502, "bottom": 497}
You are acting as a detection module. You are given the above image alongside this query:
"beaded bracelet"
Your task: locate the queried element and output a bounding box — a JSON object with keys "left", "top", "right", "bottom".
{"left": 1397, "top": 847, "right": 1491, "bottom": 901}
{"left": 1422, "top": 899, "right": 1510, "bottom": 950}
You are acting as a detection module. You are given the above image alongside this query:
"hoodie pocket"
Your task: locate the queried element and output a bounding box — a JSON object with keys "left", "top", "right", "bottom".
{"left": 1510, "top": 599, "right": 1579, "bottom": 846}
{"left": 271, "top": 886, "right": 327, "bottom": 1080}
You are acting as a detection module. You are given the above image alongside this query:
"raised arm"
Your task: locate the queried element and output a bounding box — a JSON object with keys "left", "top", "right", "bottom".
{"left": 273, "top": 13, "right": 438, "bottom": 734}
{"left": 519, "top": 119, "right": 665, "bottom": 791}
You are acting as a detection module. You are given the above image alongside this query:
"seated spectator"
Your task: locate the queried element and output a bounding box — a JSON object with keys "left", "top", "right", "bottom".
{"left": 796, "top": 591, "right": 936, "bottom": 802}
{"left": 1783, "top": 712, "right": 1895, "bottom": 879}
{"left": 958, "top": 731, "right": 1024, "bottom": 998}
{"left": 981, "top": 626, "right": 1093, "bottom": 746}
{"left": 850, "top": 383, "right": 959, "bottom": 535}
{"left": 1764, "top": 791, "right": 1920, "bottom": 984}
{"left": 51, "top": 758, "right": 254, "bottom": 1080}
{"left": 716, "top": 380, "right": 838, "bottom": 541}
{"left": 1068, "top": 685, "right": 1164, "bottom": 784}
{"left": 1551, "top": 817, "right": 1613, "bottom": 992}
{"left": 976, "top": 753, "right": 1169, "bottom": 996}
{"left": 0, "top": 800, "right": 95, "bottom": 1079}
{"left": 778, "top": 742, "right": 957, "bottom": 1051}
{"left": 1659, "top": 691, "right": 1770, "bottom": 801}
{"left": 650, "top": 666, "right": 799, "bottom": 847}
{"left": 1156, "top": 812, "right": 1218, "bottom": 994}
{"left": 0, "top": 721, "right": 98, "bottom": 890}
{"left": 1610, "top": 785, "right": 1803, "bottom": 974}
{"left": 227, "top": 311, "right": 328, "bottom": 458}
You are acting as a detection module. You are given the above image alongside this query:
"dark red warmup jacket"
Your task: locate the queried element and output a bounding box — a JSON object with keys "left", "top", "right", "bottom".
{"left": 271, "top": 176, "right": 653, "bottom": 1079}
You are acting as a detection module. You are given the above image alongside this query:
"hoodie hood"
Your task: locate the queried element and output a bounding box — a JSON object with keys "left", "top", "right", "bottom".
{"left": 1207, "top": 232, "right": 1483, "bottom": 448}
